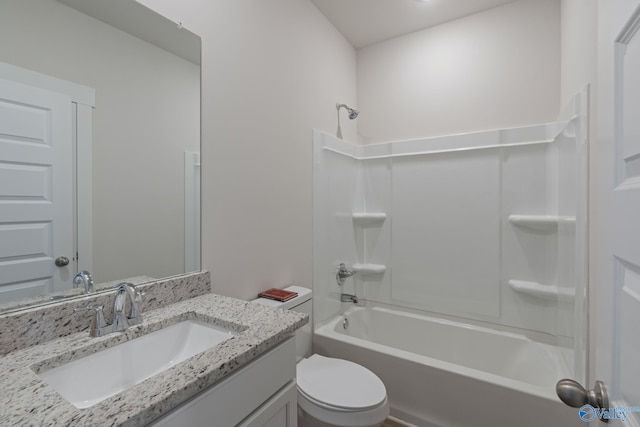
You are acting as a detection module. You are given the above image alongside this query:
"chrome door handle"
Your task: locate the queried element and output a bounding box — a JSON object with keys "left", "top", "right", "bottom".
{"left": 55, "top": 256, "right": 70, "bottom": 267}
{"left": 556, "top": 379, "right": 609, "bottom": 422}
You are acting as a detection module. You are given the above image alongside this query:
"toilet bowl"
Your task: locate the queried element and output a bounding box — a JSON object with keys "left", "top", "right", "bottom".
{"left": 297, "top": 354, "right": 389, "bottom": 427}
{"left": 252, "top": 286, "right": 389, "bottom": 427}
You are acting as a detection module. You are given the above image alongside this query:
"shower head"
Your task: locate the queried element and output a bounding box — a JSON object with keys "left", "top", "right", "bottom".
{"left": 335, "top": 102, "right": 359, "bottom": 140}
{"left": 336, "top": 103, "right": 359, "bottom": 120}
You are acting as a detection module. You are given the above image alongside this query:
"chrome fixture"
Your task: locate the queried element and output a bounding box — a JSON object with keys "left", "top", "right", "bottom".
{"left": 340, "top": 293, "right": 359, "bottom": 304}
{"left": 75, "top": 282, "right": 143, "bottom": 337}
{"left": 336, "top": 102, "right": 359, "bottom": 139}
{"left": 74, "top": 305, "right": 110, "bottom": 337}
{"left": 73, "top": 270, "right": 95, "bottom": 294}
{"left": 337, "top": 103, "right": 359, "bottom": 120}
{"left": 336, "top": 263, "right": 356, "bottom": 286}
{"left": 556, "top": 379, "right": 609, "bottom": 423}
{"left": 112, "top": 282, "right": 143, "bottom": 332}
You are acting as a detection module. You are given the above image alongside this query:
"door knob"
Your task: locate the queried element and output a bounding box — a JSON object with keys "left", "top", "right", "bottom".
{"left": 55, "top": 256, "right": 70, "bottom": 267}
{"left": 556, "top": 379, "right": 609, "bottom": 422}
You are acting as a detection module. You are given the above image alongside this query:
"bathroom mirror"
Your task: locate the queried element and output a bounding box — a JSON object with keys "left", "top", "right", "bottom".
{"left": 0, "top": 0, "right": 201, "bottom": 312}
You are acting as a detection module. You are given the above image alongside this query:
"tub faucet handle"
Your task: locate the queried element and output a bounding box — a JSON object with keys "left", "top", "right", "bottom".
{"left": 336, "top": 263, "right": 355, "bottom": 286}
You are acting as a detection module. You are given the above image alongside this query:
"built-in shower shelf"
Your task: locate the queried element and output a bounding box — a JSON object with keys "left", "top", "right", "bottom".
{"left": 352, "top": 264, "right": 386, "bottom": 275}
{"left": 508, "top": 280, "right": 575, "bottom": 302}
{"left": 352, "top": 213, "right": 387, "bottom": 226}
{"left": 508, "top": 215, "right": 576, "bottom": 232}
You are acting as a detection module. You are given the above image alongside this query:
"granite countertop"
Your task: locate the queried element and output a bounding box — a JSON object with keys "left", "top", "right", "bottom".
{"left": 0, "top": 276, "right": 155, "bottom": 314}
{"left": 0, "top": 293, "right": 307, "bottom": 427}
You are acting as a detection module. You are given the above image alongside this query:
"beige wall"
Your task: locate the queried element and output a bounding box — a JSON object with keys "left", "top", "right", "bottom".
{"left": 0, "top": 0, "right": 200, "bottom": 283}
{"left": 138, "top": 0, "right": 358, "bottom": 299}
{"left": 356, "top": 0, "right": 561, "bottom": 144}
{"left": 560, "top": 0, "right": 597, "bottom": 108}
{"left": 136, "top": 0, "right": 572, "bottom": 301}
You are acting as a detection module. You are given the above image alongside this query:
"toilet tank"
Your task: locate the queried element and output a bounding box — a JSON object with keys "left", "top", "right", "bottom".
{"left": 251, "top": 286, "right": 312, "bottom": 361}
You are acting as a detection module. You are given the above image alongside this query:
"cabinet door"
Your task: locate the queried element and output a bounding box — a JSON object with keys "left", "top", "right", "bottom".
{"left": 237, "top": 381, "right": 297, "bottom": 427}
{"left": 150, "top": 338, "right": 295, "bottom": 427}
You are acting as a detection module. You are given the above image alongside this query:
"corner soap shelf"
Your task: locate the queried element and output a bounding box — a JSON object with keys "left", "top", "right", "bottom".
{"left": 508, "top": 280, "right": 575, "bottom": 302}
{"left": 352, "top": 212, "right": 386, "bottom": 226}
{"left": 508, "top": 215, "right": 576, "bottom": 232}
{"left": 351, "top": 212, "right": 387, "bottom": 280}
{"left": 507, "top": 214, "right": 577, "bottom": 303}
{"left": 352, "top": 264, "right": 386, "bottom": 275}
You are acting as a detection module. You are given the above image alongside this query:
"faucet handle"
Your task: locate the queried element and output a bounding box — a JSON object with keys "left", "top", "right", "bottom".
{"left": 74, "top": 304, "right": 103, "bottom": 315}
{"left": 75, "top": 305, "right": 110, "bottom": 337}
{"left": 336, "top": 263, "right": 356, "bottom": 286}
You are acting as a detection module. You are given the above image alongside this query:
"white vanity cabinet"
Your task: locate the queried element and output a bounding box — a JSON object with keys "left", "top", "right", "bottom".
{"left": 150, "top": 338, "right": 297, "bottom": 427}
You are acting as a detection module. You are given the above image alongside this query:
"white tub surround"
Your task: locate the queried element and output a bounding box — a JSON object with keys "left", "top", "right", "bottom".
{"left": 314, "top": 304, "right": 581, "bottom": 427}
{"left": 0, "top": 292, "right": 307, "bottom": 426}
{"left": 312, "top": 88, "right": 589, "bottom": 382}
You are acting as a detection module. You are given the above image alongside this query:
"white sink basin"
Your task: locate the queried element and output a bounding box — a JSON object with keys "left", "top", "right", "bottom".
{"left": 37, "top": 319, "right": 234, "bottom": 408}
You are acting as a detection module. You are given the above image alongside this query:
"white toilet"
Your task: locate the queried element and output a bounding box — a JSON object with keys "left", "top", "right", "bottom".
{"left": 252, "top": 286, "right": 389, "bottom": 427}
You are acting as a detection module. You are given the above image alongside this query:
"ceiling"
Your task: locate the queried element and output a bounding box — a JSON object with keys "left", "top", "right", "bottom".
{"left": 310, "top": 0, "right": 518, "bottom": 49}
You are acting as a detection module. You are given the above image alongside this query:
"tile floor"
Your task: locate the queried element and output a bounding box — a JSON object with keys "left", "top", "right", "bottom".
{"left": 382, "top": 418, "right": 416, "bottom": 427}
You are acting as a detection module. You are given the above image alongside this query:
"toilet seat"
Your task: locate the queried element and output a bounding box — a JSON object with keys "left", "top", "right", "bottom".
{"left": 297, "top": 354, "right": 387, "bottom": 410}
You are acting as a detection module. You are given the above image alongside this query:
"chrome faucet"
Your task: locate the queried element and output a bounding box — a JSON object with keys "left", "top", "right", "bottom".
{"left": 340, "top": 293, "right": 359, "bottom": 304}
{"left": 336, "top": 263, "right": 356, "bottom": 286}
{"left": 112, "top": 282, "right": 143, "bottom": 332}
{"left": 112, "top": 285, "right": 129, "bottom": 332}
{"left": 73, "top": 270, "right": 95, "bottom": 294}
{"left": 76, "top": 282, "right": 143, "bottom": 337}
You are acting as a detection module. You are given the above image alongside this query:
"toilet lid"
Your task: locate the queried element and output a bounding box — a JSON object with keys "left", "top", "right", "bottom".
{"left": 296, "top": 354, "right": 387, "bottom": 410}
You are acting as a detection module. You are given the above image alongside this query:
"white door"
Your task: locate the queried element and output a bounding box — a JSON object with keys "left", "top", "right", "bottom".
{"left": 590, "top": 1, "right": 640, "bottom": 425}
{"left": 0, "top": 77, "right": 74, "bottom": 303}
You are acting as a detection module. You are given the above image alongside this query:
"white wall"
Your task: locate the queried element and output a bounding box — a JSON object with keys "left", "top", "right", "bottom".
{"left": 0, "top": 0, "right": 199, "bottom": 283}
{"left": 560, "top": 0, "right": 597, "bottom": 108}
{"left": 558, "top": 0, "right": 597, "bottom": 383}
{"left": 356, "top": 0, "right": 561, "bottom": 144}
{"left": 137, "top": 0, "right": 358, "bottom": 300}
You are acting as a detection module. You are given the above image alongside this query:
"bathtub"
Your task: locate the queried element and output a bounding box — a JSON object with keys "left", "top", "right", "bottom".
{"left": 313, "top": 304, "right": 583, "bottom": 427}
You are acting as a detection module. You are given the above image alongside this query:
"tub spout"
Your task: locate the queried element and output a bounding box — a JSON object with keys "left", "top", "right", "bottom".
{"left": 340, "top": 293, "right": 358, "bottom": 304}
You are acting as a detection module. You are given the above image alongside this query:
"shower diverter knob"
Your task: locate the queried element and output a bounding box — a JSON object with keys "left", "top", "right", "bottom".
{"left": 336, "top": 263, "right": 355, "bottom": 286}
